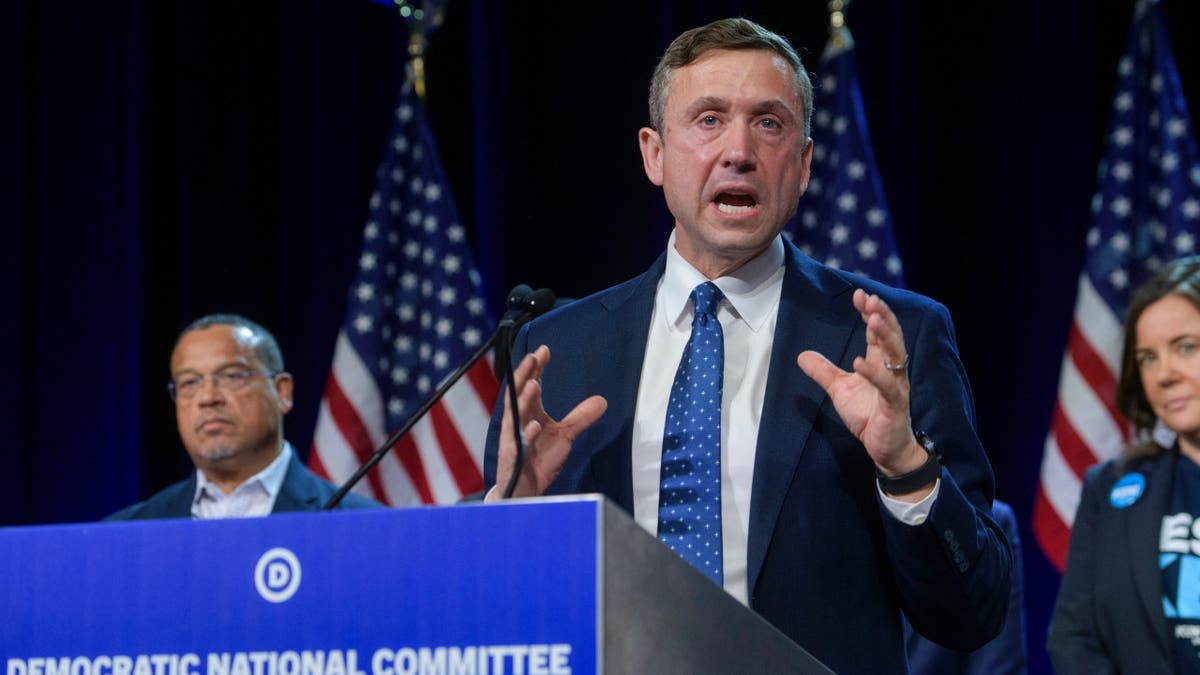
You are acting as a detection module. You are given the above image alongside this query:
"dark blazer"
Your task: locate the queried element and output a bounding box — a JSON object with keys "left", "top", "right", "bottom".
{"left": 1047, "top": 451, "right": 1176, "bottom": 674}
{"left": 483, "top": 239, "right": 1012, "bottom": 675}
{"left": 105, "top": 449, "right": 382, "bottom": 520}
{"left": 906, "top": 499, "right": 1028, "bottom": 674}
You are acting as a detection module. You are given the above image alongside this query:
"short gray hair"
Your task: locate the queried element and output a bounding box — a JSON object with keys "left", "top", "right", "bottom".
{"left": 173, "top": 313, "right": 285, "bottom": 374}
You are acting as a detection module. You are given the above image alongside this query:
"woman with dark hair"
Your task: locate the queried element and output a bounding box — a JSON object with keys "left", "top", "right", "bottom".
{"left": 1049, "top": 255, "right": 1200, "bottom": 674}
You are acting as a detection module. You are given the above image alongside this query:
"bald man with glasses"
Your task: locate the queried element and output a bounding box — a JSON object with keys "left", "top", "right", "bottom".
{"left": 107, "top": 314, "right": 380, "bottom": 520}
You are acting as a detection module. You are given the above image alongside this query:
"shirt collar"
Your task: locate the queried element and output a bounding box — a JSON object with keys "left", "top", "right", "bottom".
{"left": 661, "top": 230, "right": 786, "bottom": 332}
{"left": 193, "top": 441, "right": 293, "bottom": 504}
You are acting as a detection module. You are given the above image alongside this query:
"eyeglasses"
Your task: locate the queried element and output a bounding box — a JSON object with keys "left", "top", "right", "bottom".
{"left": 168, "top": 367, "right": 274, "bottom": 401}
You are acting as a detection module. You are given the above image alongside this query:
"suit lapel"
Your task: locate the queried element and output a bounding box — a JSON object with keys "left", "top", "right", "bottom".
{"left": 1129, "top": 452, "right": 1175, "bottom": 654}
{"left": 161, "top": 475, "right": 199, "bottom": 518}
{"left": 272, "top": 453, "right": 323, "bottom": 513}
{"left": 582, "top": 256, "right": 664, "bottom": 513}
{"left": 746, "top": 243, "right": 856, "bottom": 594}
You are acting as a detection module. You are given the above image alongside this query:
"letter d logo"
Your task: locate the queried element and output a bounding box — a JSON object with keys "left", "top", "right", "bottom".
{"left": 255, "top": 547, "right": 301, "bottom": 603}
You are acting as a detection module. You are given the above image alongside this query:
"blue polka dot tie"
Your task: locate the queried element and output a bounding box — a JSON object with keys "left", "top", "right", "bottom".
{"left": 658, "top": 281, "right": 724, "bottom": 586}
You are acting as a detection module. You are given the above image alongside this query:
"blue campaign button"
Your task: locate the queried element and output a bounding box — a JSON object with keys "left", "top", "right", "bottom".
{"left": 1110, "top": 472, "right": 1146, "bottom": 508}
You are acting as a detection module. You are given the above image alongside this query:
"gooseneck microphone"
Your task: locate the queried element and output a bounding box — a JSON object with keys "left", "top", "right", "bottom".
{"left": 501, "top": 288, "right": 555, "bottom": 336}
{"left": 501, "top": 284, "right": 534, "bottom": 321}
{"left": 322, "top": 283, "right": 556, "bottom": 509}
{"left": 496, "top": 287, "right": 557, "bottom": 499}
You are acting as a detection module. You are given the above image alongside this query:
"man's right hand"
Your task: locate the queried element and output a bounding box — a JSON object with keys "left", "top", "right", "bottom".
{"left": 487, "top": 345, "right": 608, "bottom": 501}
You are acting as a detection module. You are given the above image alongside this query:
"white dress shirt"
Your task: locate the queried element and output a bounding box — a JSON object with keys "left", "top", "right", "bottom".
{"left": 632, "top": 232, "right": 938, "bottom": 605}
{"left": 191, "top": 442, "right": 293, "bottom": 519}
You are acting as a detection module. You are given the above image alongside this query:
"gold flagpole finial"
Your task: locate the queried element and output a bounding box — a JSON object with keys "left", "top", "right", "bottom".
{"left": 826, "top": 0, "right": 855, "bottom": 54}
{"left": 408, "top": 29, "right": 428, "bottom": 100}
{"left": 393, "top": 0, "right": 447, "bottom": 100}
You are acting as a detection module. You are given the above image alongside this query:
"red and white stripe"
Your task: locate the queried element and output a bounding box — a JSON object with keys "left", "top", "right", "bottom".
{"left": 308, "top": 331, "right": 497, "bottom": 506}
{"left": 1033, "top": 274, "right": 1131, "bottom": 570}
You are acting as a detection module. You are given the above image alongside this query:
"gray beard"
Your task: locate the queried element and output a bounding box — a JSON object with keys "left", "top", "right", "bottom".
{"left": 196, "top": 444, "right": 241, "bottom": 464}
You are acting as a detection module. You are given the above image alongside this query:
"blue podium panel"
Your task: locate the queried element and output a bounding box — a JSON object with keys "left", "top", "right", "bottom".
{"left": 1, "top": 498, "right": 599, "bottom": 675}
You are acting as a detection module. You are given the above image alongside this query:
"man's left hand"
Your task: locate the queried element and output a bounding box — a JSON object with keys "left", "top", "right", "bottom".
{"left": 797, "top": 289, "right": 932, "bottom": 498}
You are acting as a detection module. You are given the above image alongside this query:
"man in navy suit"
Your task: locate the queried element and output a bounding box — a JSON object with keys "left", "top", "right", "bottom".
{"left": 482, "top": 18, "right": 1011, "bottom": 674}
{"left": 108, "top": 314, "right": 379, "bottom": 520}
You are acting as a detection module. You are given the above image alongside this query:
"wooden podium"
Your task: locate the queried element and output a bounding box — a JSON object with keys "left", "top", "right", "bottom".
{"left": 0, "top": 495, "right": 831, "bottom": 674}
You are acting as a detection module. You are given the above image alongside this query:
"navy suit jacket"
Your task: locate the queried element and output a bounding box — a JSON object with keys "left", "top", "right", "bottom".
{"left": 105, "top": 450, "right": 382, "bottom": 520}
{"left": 1047, "top": 451, "right": 1176, "bottom": 674}
{"left": 483, "top": 239, "right": 1012, "bottom": 675}
{"left": 905, "top": 499, "right": 1028, "bottom": 674}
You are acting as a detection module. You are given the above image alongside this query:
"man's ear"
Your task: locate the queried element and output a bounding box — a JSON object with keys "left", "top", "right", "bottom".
{"left": 274, "top": 373, "right": 295, "bottom": 414}
{"left": 796, "top": 136, "right": 814, "bottom": 195}
{"left": 638, "top": 127, "right": 665, "bottom": 186}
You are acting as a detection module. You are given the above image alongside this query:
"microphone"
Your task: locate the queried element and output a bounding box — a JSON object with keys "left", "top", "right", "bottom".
{"left": 501, "top": 284, "right": 533, "bottom": 321}
{"left": 322, "top": 283, "right": 556, "bottom": 509}
{"left": 498, "top": 286, "right": 556, "bottom": 499}
{"left": 525, "top": 288, "right": 557, "bottom": 315}
{"left": 500, "top": 287, "right": 556, "bottom": 339}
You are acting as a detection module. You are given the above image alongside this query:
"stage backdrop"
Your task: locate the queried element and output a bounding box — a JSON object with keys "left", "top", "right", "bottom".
{"left": 4, "top": 2, "right": 1199, "bottom": 674}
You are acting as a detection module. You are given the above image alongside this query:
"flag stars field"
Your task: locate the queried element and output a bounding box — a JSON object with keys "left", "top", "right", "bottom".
{"left": 784, "top": 29, "right": 905, "bottom": 288}
{"left": 308, "top": 83, "right": 498, "bottom": 505}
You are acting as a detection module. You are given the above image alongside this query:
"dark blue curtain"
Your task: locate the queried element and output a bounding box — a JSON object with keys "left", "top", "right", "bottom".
{"left": 5, "top": 2, "right": 1199, "bottom": 673}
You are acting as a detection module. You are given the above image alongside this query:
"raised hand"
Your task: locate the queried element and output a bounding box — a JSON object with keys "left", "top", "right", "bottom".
{"left": 796, "top": 289, "right": 929, "bottom": 483}
{"left": 490, "top": 345, "right": 608, "bottom": 500}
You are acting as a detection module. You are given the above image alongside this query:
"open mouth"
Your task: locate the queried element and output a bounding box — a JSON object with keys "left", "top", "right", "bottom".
{"left": 715, "top": 192, "right": 757, "bottom": 214}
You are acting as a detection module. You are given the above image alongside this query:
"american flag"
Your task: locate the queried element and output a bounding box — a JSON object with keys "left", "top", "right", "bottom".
{"left": 1034, "top": 0, "right": 1200, "bottom": 571}
{"left": 785, "top": 21, "right": 905, "bottom": 288}
{"left": 308, "top": 83, "right": 497, "bottom": 506}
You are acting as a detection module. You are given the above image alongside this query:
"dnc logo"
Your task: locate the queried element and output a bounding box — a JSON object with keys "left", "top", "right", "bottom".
{"left": 254, "top": 547, "right": 301, "bottom": 603}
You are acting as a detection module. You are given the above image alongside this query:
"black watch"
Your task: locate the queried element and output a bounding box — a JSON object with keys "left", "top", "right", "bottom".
{"left": 876, "top": 430, "right": 941, "bottom": 496}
